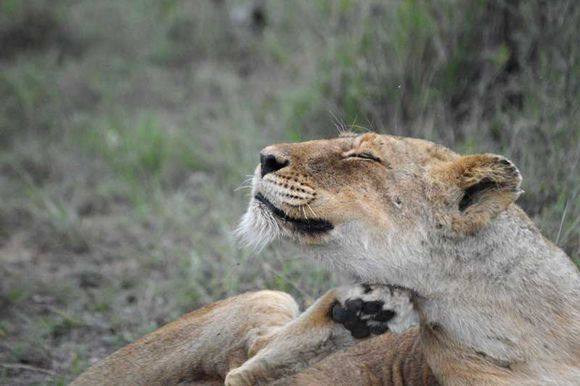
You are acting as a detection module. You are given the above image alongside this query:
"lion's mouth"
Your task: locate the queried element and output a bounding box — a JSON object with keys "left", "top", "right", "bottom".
{"left": 254, "top": 193, "right": 333, "bottom": 234}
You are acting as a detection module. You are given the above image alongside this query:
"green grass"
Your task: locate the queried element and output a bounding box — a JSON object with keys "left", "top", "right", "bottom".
{"left": 0, "top": 0, "right": 578, "bottom": 384}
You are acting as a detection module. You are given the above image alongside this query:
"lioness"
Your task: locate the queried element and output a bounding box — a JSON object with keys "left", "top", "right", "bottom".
{"left": 73, "top": 132, "right": 579, "bottom": 385}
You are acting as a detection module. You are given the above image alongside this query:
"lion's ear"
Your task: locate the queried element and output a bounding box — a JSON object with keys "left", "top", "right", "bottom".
{"left": 432, "top": 154, "right": 523, "bottom": 234}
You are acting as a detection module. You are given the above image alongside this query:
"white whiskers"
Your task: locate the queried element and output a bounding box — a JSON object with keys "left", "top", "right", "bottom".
{"left": 305, "top": 203, "right": 319, "bottom": 219}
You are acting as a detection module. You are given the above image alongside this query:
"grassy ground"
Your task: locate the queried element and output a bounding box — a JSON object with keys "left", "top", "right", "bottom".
{"left": 0, "top": 1, "right": 578, "bottom": 384}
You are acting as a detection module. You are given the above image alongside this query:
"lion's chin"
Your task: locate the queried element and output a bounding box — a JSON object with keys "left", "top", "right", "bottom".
{"left": 254, "top": 193, "right": 334, "bottom": 233}
{"left": 236, "top": 196, "right": 334, "bottom": 251}
{"left": 235, "top": 201, "right": 283, "bottom": 251}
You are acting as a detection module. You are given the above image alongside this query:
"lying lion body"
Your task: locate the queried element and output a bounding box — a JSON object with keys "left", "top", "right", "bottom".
{"left": 74, "top": 132, "right": 580, "bottom": 385}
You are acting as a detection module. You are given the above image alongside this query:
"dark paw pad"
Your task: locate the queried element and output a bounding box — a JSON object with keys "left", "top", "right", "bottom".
{"left": 331, "top": 295, "right": 396, "bottom": 339}
{"left": 331, "top": 302, "right": 357, "bottom": 324}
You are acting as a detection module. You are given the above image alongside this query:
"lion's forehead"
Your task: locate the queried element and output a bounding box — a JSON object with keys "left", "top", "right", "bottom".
{"left": 275, "top": 133, "right": 457, "bottom": 168}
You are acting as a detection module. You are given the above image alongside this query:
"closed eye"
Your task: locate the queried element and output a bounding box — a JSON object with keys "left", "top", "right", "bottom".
{"left": 346, "top": 152, "right": 382, "bottom": 163}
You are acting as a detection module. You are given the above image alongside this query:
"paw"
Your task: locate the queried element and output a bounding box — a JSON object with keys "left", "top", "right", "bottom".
{"left": 330, "top": 284, "right": 395, "bottom": 339}
{"left": 331, "top": 284, "right": 417, "bottom": 338}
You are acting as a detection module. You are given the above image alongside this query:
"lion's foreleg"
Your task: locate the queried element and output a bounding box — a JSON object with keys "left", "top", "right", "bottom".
{"left": 226, "top": 284, "right": 419, "bottom": 385}
{"left": 225, "top": 288, "right": 355, "bottom": 386}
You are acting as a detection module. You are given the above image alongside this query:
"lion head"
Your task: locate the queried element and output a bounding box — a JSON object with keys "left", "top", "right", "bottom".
{"left": 237, "top": 132, "right": 523, "bottom": 283}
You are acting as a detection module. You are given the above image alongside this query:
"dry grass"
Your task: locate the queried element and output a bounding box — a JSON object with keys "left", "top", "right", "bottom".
{"left": 0, "top": 0, "right": 577, "bottom": 384}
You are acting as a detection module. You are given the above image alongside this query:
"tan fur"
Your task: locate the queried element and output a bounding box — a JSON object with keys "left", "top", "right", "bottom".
{"left": 430, "top": 153, "right": 523, "bottom": 235}
{"left": 236, "top": 132, "right": 580, "bottom": 384}
{"left": 286, "top": 328, "right": 437, "bottom": 386}
{"left": 224, "top": 288, "right": 356, "bottom": 385}
{"left": 73, "top": 132, "right": 580, "bottom": 385}
{"left": 73, "top": 287, "right": 374, "bottom": 385}
{"left": 71, "top": 290, "right": 300, "bottom": 385}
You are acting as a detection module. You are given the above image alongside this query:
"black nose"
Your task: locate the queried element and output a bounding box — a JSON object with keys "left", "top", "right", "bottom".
{"left": 260, "top": 153, "right": 289, "bottom": 177}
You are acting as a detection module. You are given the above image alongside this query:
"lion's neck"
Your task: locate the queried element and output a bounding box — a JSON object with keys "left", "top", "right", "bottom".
{"left": 339, "top": 207, "right": 580, "bottom": 380}
{"left": 411, "top": 209, "right": 580, "bottom": 380}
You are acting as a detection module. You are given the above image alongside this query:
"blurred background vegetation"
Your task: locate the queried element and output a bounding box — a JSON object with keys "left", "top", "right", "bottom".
{"left": 0, "top": 0, "right": 577, "bottom": 384}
